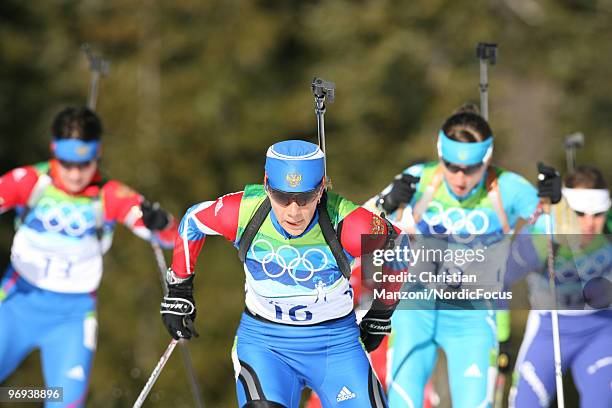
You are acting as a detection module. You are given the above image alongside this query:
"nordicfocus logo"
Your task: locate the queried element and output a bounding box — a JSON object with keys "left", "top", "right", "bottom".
{"left": 336, "top": 386, "right": 356, "bottom": 402}
{"left": 250, "top": 239, "right": 329, "bottom": 281}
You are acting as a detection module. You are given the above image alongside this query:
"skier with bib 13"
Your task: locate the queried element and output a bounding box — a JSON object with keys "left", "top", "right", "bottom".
{"left": 0, "top": 107, "right": 177, "bottom": 407}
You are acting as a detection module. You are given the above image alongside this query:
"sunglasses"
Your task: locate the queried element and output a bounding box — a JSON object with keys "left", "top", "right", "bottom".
{"left": 58, "top": 159, "right": 96, "bottom": 170}
{"left": 574, "top": 210, "right": 606, "bottom": 218}
{"left": 442, "top": 160, "right": 484, "bottom": 175}
{"left": 266, "top": 184, "right": 323, "bottom": 207}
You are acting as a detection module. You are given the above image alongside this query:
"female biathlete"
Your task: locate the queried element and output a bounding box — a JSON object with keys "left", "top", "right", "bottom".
{"left": 509, "top": 164, "right": 611, "bottom": 407}
{"left": 365, "top": 105, "right": 556, "bottom": 407}
{"left": 0, "top": 107, "right": 177, "bottom": 407}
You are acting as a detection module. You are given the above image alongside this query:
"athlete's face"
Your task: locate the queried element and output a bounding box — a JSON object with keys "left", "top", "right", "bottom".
{"left": 56, "top": 160, "right": 98, "bottom": 193}
{"left": 441, "top": 158, "right": 489, "bottom": 197}
{"left": 576, "top": 211, "right": 606, "bottom": 236}
{"left": 267, "top": 184, "right": 324, "bottom": 236}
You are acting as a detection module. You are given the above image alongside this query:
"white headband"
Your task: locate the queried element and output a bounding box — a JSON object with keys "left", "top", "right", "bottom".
{"left": 562, "top": 188, "right": 611, "bottom": 214}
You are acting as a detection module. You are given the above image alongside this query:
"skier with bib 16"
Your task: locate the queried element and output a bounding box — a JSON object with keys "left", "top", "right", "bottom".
{"left": 160, "top": 139, "right": 407, "bottom": 407}
{"left": 0, "top": 107, "right": 177, "bottom": 407}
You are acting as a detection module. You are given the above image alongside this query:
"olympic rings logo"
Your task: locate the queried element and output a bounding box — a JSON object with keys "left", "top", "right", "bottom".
{"left": 556, "top": 248, "right": 611, "bottom": 283}
{"left": 250, "top": 239, "right": 329, "bottom": 282}
{"left": 421, "top": 202, "right": 490, "bottom": 242}
{"left": 33, "top": 197, "right": 96, "bottom": 237}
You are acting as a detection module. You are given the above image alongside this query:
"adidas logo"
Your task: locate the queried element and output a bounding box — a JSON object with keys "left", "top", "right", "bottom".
{"left": 464, "top": 363, "right": 482, "bottom": 378}
{"left": 336, "top": 386, "right": 356, "bottom": 402}
{"left": 67, "top": 365, "right": 85, "bottom": 381}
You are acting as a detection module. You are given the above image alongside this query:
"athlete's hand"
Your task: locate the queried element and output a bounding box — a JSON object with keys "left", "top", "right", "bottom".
{"left": 359, "top": 309, "right": 392, "bottom": 353}
{"left": 497, "top": 339, "right": 512, "bottom": 374}
{"left": 160, "top": 270, "right": 199, "bottom": 340}
{"left": 379, "top": 174, "right": 420, "bottom": 214}
{"left": 537, "top": 163, "right": 562, "bottom": 204}
{"left": 141, "top": 200, "right": 171, "bottom": 231}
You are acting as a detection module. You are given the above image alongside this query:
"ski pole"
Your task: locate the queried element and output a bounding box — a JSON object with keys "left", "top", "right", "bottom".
{"left": 476, "top": 42, "right": 497, "bottom": 121}
{"left": 82, "top": 44, "right": 109, "bottom": 111}
{"left": 477, "top": 41, "right": 508, "bottom": 407}
{"left": 151, "top": 242, "right": 205, "bottom": 408}
{"left": 563, "top": 132, "right": 584, "bottom": 173}
{"left": 133, "top": 338, "right": 179, "bottom": 408}
{"left": 541, "top": 198, "right": 565, "bottom": 408}
{"left": 311, "top": 77, "right": 335, "bottom": 189}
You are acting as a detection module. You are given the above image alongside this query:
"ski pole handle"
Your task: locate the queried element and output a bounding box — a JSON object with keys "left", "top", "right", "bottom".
{"left": 540, "top": 199, "right": 566, "bottom": 407}
{"left": 133, "top": 338, "right": 179, "bottom": 408}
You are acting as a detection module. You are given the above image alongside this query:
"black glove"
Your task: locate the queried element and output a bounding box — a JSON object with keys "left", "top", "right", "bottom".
{"left": 160, "top": 270, "right": 199, "bottom": 340}
{"left": 359, "top": 305, "right": 393, "bottom": 353}
{"left": 141, "top": 200, "right": 171, "bottom": 231}
{"left": 497, "top": 339, "right": 512, "bottom": 373}
{"left": 379, "top": 174, "right": 420, "bottom": 214}
{"left": 537, "top": 163, "right": 562, "bottom": 204}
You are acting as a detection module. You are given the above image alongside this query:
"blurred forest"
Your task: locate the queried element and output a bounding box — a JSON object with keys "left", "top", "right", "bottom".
{"left": 1, "top": 0, "right": 610, "bottom": 406}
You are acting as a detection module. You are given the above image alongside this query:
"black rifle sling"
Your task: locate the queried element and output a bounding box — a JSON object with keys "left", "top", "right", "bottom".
{"left": 238, "top": 197, "right": 272, "bottom": 263}
{"left": 237, "top": 193, "right": 352, "bottom": 280}
{"left": 317, "top": 194, "right": 352, "bottom": 279}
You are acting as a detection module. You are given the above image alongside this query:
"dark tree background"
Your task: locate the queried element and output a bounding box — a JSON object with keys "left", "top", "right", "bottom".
{"left": 1, "top": 1, "right": 610, "bottom": 406}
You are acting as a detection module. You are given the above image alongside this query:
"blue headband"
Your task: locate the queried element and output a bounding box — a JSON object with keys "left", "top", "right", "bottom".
{"left": 265, "top": 140, "right": 325, "bottom": 192}
{"left": 52, "top": 139, "right": 101, "bottom": 162}
{"left": 437, "top": 130, "right": 493, "bottom": 165}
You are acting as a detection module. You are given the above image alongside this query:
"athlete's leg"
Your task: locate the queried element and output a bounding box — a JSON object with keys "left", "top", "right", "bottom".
{"left": 313, "top": 332, "right": 387, "bottom": 407}
{"left": 570, "top": 313, "right": 612, "bottom": 407}
{"left": 438, "top": 311, "right": 497, "bottom": 408}
{"left": 0, "top": 268, "right": 38, "bottom": 382}
{"left": 387, "top": 309, "right": 437, "bottom": 408}
{"left": 232, "top": 314, "right": 303, "bottom": 408}
{"left": 40, "top": 311, "right": 97, "bottom": 408}
{"left": 510, "top": 312, "right": 572, "bottom": 408}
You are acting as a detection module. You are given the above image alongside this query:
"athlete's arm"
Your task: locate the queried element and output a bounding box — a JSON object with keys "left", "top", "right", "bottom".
{"left": 340, "top": 206, "right": 408, "bottom": 351}
{"left": 339, "top": 207, "right": 406, "bottom": 304}
{"left": 0, "top": 166, "right": 39, "bottom": 214}
{"left": 171, "top": 192, "right": 242, "bottom": 278}
{"left": 102, "top": 180, "right": 178, "bottom": 248}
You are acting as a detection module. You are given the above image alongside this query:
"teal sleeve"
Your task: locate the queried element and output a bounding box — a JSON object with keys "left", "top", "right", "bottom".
{"left": 498, "top": 171, "right": 539, "bottom": 227}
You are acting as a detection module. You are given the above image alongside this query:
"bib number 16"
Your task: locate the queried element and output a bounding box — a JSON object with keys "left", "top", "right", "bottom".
{"left": 274, "top": 304, "right": 313, "bottom": 322}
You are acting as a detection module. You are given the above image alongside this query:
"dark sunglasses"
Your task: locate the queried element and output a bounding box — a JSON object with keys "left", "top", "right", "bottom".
{"left": 574, "top": 210, "right": 606, "bottom": 218}
{"left": 58, "top": 159, "right": 96, "bottom": 170}
{"left": 266, "top": 184, "right": 322, "bottom": 207}
{"left": 442, "top": 160, "right": 484, "bottom": 175}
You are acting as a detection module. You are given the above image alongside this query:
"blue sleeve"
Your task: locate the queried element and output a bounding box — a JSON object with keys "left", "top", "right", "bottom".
{"left": 497, "top": 171, "right": 539, "bottom": 227}
{"left": 504, "top": 232, "right": 543, "bottom": 287}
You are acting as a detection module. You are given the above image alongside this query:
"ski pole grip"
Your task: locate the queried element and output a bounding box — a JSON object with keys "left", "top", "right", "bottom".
{"left": 476, "top": 42, "right": 498, "bottom": 65}
{"left": 311, "top": 77, "right": 335, "bottom": 103}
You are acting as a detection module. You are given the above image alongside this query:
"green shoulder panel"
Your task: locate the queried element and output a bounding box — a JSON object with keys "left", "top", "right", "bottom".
{"left": 236, "top": 184, "right": 268, "bottom": 241}
{"left": 324, "top": 191, "right": 359, "bottom": 227}
{"left": 32, "top": 161, "right": 51, "bottom": 174}
{"left": 411, "top": 161, "right": 440, "bottom": 202}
